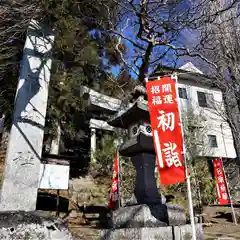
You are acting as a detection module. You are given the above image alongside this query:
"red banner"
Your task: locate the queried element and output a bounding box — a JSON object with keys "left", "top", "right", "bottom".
{"left": 213, "top": 158, "right": 230, "bottom": 205}
{"left": 108, "top": 152, "right": 119, "bottom": 209}
{"left": 146, "top": 77, "right": 185, "bottom": 185}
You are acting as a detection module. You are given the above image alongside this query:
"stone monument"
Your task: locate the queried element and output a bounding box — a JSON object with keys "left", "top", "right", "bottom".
{"left": 0, "top": 20, "right": 72, "bottom": 239}
{"left": 101, "top": 86, "right": 204, "bottom": 239}
{"left": 0, "top": 20, "right": 54, "bottom": 211}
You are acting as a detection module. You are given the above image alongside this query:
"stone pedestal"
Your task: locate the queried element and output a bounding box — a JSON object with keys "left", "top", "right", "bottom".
{"left": 101, "top": 224, "right": 204, "bottom": 240}
{"left": 111, "top": 204, "right": 186, "bottom": 228}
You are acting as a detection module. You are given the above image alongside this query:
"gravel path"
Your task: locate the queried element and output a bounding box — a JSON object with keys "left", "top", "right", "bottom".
{"left": 204, "top": 223, "right": 240, "bottom": 239}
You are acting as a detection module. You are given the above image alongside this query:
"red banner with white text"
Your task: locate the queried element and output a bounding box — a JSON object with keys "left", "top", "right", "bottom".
{"left": 213, "top": 158, "right": 230, "bottom": 205}
{"left": 108, "top": 152, "right": 119, "bottom": 209}
{"left": 146, "top": 77, "right": 185, "bottom": 185}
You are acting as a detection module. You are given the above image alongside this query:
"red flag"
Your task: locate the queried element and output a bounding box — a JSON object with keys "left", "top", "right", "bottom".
{"left": 146, "top": 77, "right": 185, "bottom": 185}
{"left": 213, "top": 158, "right": 230, "bottom": 205}
{"left": 108, "top": 152, "right": 119, "bottom": 209}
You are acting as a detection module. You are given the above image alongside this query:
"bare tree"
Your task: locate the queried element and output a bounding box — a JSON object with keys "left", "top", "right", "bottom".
{"left": 99, "top": 0, "right": 239, "bottom": 83}
{"left": 0, "top": 1, "right": 45, "bottom": 123}
{"left": 180, "top": 0, "right": 240, "bottom": 162}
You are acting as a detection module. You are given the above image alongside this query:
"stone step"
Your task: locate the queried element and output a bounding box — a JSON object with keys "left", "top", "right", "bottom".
{"left": 101, "top": 224, "right": 204, "bottom": 240}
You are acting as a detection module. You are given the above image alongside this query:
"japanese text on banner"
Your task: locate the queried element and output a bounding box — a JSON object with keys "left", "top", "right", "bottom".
{"left": 146, "top": 77, "right": 185, "bottom": 185}
{"left": 213, "top": 159, "right": 229, "bottom": 205}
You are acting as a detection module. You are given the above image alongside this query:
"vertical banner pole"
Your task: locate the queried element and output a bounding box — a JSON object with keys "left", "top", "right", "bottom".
{"left": 221, "top": 158, "right": 237, "bottom": 225}
{"left": 147, "top": 75, "right": 197, "bottom": 238}
{"left": 186, "top": 172, "right": 197, "bottom": 240}
{"left": 172, "top": 74, "right": 197, "bottom": 240}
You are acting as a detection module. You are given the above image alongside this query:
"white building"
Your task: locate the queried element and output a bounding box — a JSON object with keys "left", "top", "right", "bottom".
{"left": 159, "top": 63, "right": 239, "bottom": 197}
{"left": 176, "top": 63, "right": 236, "bottom": 159}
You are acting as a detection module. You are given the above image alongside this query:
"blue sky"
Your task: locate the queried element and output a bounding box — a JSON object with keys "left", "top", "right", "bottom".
{"left": 107, "top": 0, "right": 240, "bottom": 80}
{"left": 109, "top": 29, "right": 202, "bottom": 79}
{"left": 108, "top": 1, "right": 202, "bottom": 78}
{"left": 107, "top": 0, "right": 216, "bottom": 79}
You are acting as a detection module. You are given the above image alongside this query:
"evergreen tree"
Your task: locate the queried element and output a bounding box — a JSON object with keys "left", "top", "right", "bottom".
{"left": 0, "top": 1, "right": 123, "bottom": 144}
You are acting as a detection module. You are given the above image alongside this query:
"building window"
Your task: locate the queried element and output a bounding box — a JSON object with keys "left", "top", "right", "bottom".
{"left": 178, "top": 87, "right": 188, "bottom": 99}
{"left": 197, "top": 91, "right": 214, "bottom": 108}
{"left": 208, "top": 135, "right": 218, "bottom": 148}
{"left": 197, "top": 91, "right": 208, "bottom": 107}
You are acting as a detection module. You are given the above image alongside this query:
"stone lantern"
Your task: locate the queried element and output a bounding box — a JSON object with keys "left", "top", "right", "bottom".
{"left": 101, "top": 86, "right": 204, "bottom": 239}
{"left": 108, "top": 94, "right": 164, "bottom": 206}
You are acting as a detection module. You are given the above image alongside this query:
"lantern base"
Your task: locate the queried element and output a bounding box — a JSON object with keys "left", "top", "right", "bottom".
{"left": 109, "top": 203, "right": 186, "bottom": 229}
{"left": 101, "top": 224, "right": 204, "bottom": 240}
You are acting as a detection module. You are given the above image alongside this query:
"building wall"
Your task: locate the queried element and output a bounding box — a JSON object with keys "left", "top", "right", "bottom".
{"left": 177, "top": 79, "right": 236, "bottom": 159}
